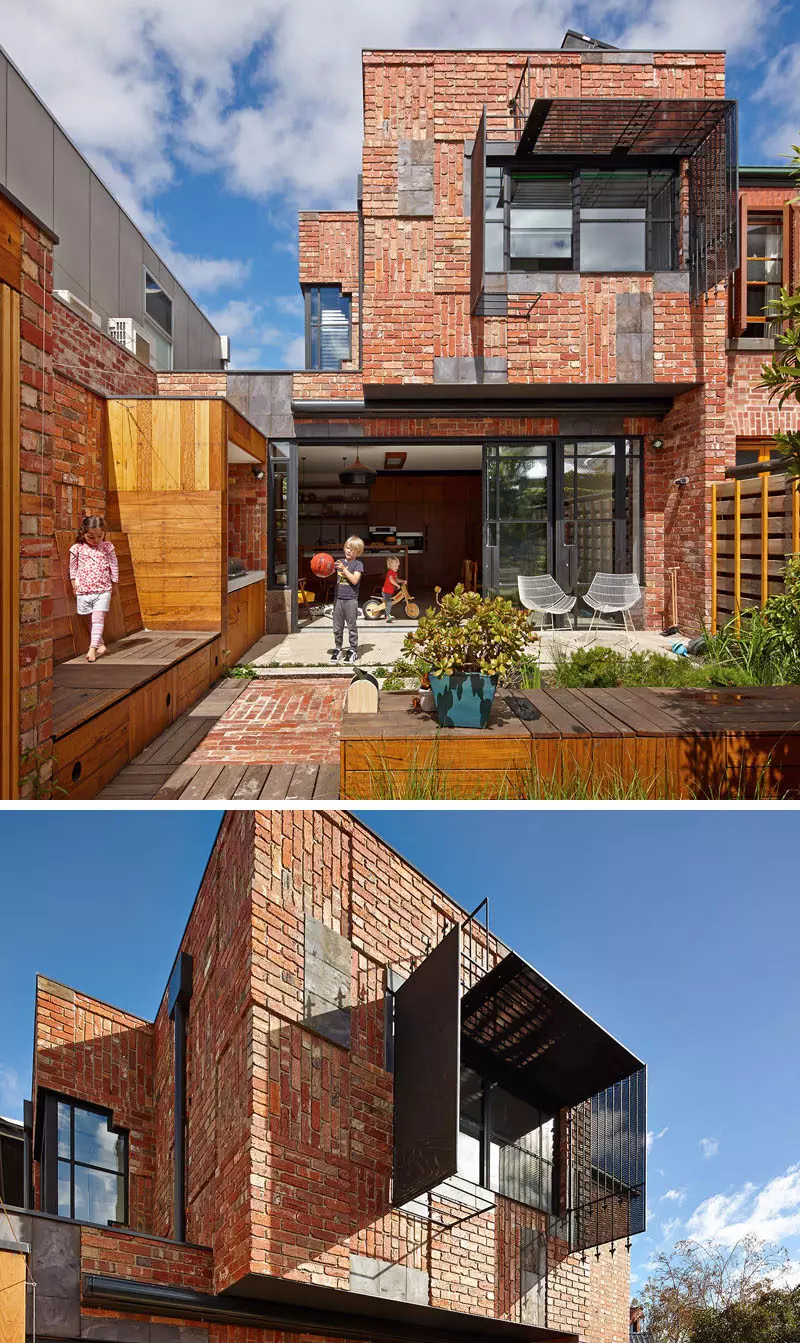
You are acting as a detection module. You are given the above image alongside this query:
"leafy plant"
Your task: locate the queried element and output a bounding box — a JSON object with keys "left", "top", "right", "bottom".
{"left": 703, "top": 554, "right": 800, "bottom": 685}
{"left": 756, "top": 142, "right": 800, "bottom": 472}
{"left": 400, "top": 585, "right": 534, "bottom": 679}
{"left": 549, "top": 645, "right": 714, "bottom": 689}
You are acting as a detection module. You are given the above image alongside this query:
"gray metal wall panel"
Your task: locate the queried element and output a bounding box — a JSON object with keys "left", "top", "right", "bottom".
{"left": 171, "top": 286, "right": 190, "bottom": 368}
{"left": 118, "top": 214, "right": 144, "bottom": 320}
{"left": 6, "top": 66, "right": 54, "bottom": 224}
{"left": 89, "top": 178, "right": 120, "bottom": 320}
{"left": 142, "top": 241, "right": 161, "bottom": 281}
{"left": 187, "top": 301, "right": 203, "bottom": 367}
{"left": 53, "top": 129, "right": 91, "bottom": 300}
{"left": 200, "top": 315, "right": 218, "bottom": 367}
{"left": 52, "top": 259, "right": 91, "bottom": 310}
{"left": 0, "top": 55, "right": 8, "bottom": 181}
{"left": 392, "top": 926, "right": 461, "bottom": 1207}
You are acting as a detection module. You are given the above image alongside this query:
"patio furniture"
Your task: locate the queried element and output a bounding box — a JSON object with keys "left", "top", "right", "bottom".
{"left": 517, "top": 574, "right": 576, "bottom": 630}
{"left": 583, "top": 572, "right": 641, "bottom": 648}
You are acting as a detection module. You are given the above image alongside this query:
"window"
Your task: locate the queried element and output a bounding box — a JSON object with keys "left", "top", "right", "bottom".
{"left": 487, "top": 166, "right": 677, "bottom": 274}
{"left": 40, "top": 1094, "right": 127, "bottom": 1225}
{"left": 744, "top": 215, "right": 783, "bottom": 337}
{"left": 144, "top": 271, "right": 174, "bottom": 370}
{"left": 305, "top": 286, "right": 352, "bottom": 370}
{"left": 458, "top": 1067, "right": 555, "bottom": 1212}
{"left": 735, "top": 439, "right": 774, "bottom": 469}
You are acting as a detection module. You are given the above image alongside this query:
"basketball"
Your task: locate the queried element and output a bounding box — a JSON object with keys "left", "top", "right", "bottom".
{"left": 310, "top": 552, "right": 335, "bottom": 578}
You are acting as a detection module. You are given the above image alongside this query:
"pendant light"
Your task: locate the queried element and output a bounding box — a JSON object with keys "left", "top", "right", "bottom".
{"left": 339, "top": 449, "right": 376, "bottom": 489}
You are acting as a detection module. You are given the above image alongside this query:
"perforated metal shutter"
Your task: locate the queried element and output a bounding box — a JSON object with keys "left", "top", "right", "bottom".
{"left": 392, "top": 926, "right": 461, "bottom": 1206}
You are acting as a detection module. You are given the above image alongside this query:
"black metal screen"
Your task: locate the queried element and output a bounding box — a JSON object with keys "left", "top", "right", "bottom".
{"left": 688, "top": 101, "right": 738, "bottom": 300}
{"left": 392, "top": 926, "right": 461, "bottom": 1206}
{"left": 470, "top": 109, "right": 486, "bottom": 314}
{"left": 554, "top": 1066, "right": 646, "bottom": 1252}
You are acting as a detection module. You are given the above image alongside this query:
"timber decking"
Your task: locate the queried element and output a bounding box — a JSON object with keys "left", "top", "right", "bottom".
{"left": 340, "top": 686, "right": 800, "bottom": 799}
{"left": 53, "top": 629, "right": 221, "bottom": 798}
{"left": 97, "top": 677, "right": 341, "bottom": 801}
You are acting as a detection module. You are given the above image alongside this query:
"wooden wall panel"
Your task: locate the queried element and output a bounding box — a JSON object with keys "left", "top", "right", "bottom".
{"left": 227, "top": 580, "right": 266, "bottom": 664}
{"left": 0, "top": 1250, "right": 26, "bottom": 1343}
{"left": 367, "top": 473, "right": 482, "bottom": 591}
{"left": 52, "top": 530, "right": 143, "bottom": 662}
{"left": 107, "top": 398, "right": 228, "bottom": 631}
{"left": 226, "top": 403, "right": 267, "bottom": 463}
{"left": 0, "top": 282, "right": 20, "bottom": 799}
{"left": 0, "top": 197, "right": 22, "bottom": 292}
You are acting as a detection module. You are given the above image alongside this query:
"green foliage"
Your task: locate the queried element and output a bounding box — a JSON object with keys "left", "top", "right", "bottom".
{"left": 401, "top": 585, "right": 534, "bottom": 679}
{"left": 499, "top": 650, "right": 542, "bottom": 690}
{"left": 550, "top": 645, "right": 714, "bottom": 689}
{"left": 640, "top": 1237, "right": 793, "bottom": 1343}
{"left": 222, "top": 663, "right": 258, "bottom": 678}
{"left": 703, "top": 555, "right": 800, "bottom": 685}
{"left": 690, "top": 1287, "right": 800, "bottom": 1343}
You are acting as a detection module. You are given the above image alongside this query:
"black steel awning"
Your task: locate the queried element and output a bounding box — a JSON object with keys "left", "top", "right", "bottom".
{"left": 516, "top": 97, "right": 735, "bottom": 157}
{"left": 461, "top": 952, "right": 643, "bottom": 1114}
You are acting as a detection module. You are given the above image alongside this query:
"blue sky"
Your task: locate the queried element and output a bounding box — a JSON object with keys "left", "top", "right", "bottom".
{"left": 1, "top": 0, "right": 799, "bottom": 367}
{"left": 1, "top": 808, "right": 799, "bottom": 1293}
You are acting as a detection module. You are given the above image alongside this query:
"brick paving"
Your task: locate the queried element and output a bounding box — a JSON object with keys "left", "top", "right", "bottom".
{"left": 186, "top": 677, "right": 347, "bottom": 765}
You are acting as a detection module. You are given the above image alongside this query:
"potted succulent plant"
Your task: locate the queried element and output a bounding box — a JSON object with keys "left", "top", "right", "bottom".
{"left": 400, "top": 586, "right": 534, "bottom": 728}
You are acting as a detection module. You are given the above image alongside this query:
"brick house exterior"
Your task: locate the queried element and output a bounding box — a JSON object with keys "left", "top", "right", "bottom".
{"left": 289, "top": 46, "right": 800, "bottom": 632}
{"left": 3, "top": 811, "right": 645, "bottom": 1343}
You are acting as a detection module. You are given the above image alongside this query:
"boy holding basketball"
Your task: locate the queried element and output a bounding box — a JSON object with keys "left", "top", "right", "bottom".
{"left": 331, "top": 536, "right": 364, "bottom": 663}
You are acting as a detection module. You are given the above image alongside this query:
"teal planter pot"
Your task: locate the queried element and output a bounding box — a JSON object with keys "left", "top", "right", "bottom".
{"left": 428, "top": 673, "right": 498, "bottom": 728}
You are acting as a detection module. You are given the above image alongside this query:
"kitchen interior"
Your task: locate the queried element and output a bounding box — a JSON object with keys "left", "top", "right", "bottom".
{"left": 298, "top": 443, "right": 483, "bottom": 624}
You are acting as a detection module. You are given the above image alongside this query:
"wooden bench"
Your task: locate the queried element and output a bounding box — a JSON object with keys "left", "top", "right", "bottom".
{"left": 340, "top": 686, "right": 800, "bottom": 800}
{"left": 51, "top": 531, "right": 222, "bottom": 798}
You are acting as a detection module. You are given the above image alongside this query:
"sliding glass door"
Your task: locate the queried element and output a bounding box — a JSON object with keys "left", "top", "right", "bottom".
{"left": 484, "top": 439, "right": 642, "bottom": 622}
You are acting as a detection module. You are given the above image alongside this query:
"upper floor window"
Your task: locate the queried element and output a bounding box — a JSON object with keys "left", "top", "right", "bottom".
{"left": 459, "top": 1067, "right": 555, "bottom": 1212}
{"left": 744, "top": 215, "right": 783, "bottom": 337}
{"left": 486, "top": 166, "right": 678, "bottom": 274}
{"left": 305, "top": 286, "right": 352, "bottom": 370}
{"left": 39, "top": 1093, "right": 127, "bottom": 1226}
{"left": 144, "top": 271, "right": 174, "bottom": 370}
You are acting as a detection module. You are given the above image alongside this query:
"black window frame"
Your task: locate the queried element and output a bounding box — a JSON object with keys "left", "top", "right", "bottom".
{"left": 486, "top": 159, "right": 680, "bottom": 275}
{"left": 458, "top": 1067, "right": 558, "bottom": 1214}
{"left": 144, "top": 268, "right": 174, "bottom": 340}
{"left": 38, "top": 1091, "right": 129, "bottom": 1227}
{"left": 303, "top": 285, "right": 352, "bottom": 370}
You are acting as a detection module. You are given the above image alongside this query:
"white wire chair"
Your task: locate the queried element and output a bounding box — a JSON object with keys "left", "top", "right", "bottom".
{"left": 583, "top": 572, "right": 641, "bottom": 648}
{"left": 517, "top": 574, "right": 577, "bottom": 630}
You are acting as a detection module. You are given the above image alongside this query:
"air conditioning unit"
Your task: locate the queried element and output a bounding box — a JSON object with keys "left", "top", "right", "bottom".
{"left": 220, "top": 334, "right": 230, "bottom": 365}
{"left": 108, "top": 318, "right": 155, "bottom": 367}
{"left": 53, "top": 289, "right": 102, "bottom": 329}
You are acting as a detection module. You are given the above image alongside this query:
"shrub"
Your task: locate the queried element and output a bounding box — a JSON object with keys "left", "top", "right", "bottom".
{"left": 401, "top": 585, "right": 534, "bottom": 679}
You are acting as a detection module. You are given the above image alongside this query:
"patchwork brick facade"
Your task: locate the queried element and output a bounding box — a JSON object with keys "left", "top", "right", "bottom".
{"left": 292, "top": 47, "right": 800, "bottom": 634}
{"left": 24, "top": 812, "right": 641, "bottom": 1343}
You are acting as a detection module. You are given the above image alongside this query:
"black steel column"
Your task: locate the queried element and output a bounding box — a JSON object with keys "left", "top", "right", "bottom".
{"left": 167, "top": 952, "right": 193, "bottom": 1242}
{"left": 23, "top": 1099, "right": 33, "bottom": 1209}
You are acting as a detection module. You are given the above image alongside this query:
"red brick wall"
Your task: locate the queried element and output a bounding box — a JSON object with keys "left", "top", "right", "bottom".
{"left": 52, "top": 373, "right": 107, "bottom": 531}
{"left": 228, "top": 464, "right": 267, "bottom": 571}
{"left": 30, "top": 811, "right": 632, "bottom": 1343}
{"left": 356, "top": 49, "right": 725, "bottom": 388}
{"left": 18, "top": 216, "right": 55, "bottom": 799}
{"left": 53, "top": 298, "right": 158, "bottom": 398}
{"left": 298, "top": 212, "right": 360, "bottom": 372}
{"left": 587, "top": 1244, "right": 631, "bottom": 1343}
{"left": 33, "top": 976, "right": 156, "bottom": 1232}
{"left": 156, "top": 371, "right": 227, "bottom": 396}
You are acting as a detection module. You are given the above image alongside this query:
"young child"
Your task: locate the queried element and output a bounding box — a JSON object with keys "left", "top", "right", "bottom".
{"left": 331, "top": 536, "right": 364, "bottom": 664}
{"left": 69, "top": 516, "right": 119, "bottom": 663}
{"left": 381, "top": 555, "right": 402, "bottom": 622}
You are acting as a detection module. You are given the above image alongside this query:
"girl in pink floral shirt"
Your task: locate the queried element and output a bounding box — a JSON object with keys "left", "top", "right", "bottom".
{"left": 69, "top": 516, "right": 119, "bottom": 662}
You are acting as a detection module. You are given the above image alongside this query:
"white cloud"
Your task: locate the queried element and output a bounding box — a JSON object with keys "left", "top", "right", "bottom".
{"left": 687, "top": 1163, "right": 800, "bottom": 1247}
{"left": 660, "top": 1216, "right": 682, "bottom": 1241}
{"left": 282, "top": 334, "right": 306, "bottom": 369}
{"left": 661, "top": 1188, "right": 686, "bottom": 1203}
{"left": 753, "top": 46, "right": 800, "bottom": 160}
{"left": 0, "top": 1065, "right": 24, "bottom": 1119}
{"left": 647, "top": 1126, "right": 669, "bottom": 1152}
{"left": 275, "top": 294, "right": 304, "bottom": 316}
{"left": 700, "top": 1137, "right": 720, "bottom": 1159}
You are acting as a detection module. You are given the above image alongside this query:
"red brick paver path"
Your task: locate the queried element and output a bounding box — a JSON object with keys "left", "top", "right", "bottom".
{"left": 187, "top": 678, "right": 347, "bottom": 765}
